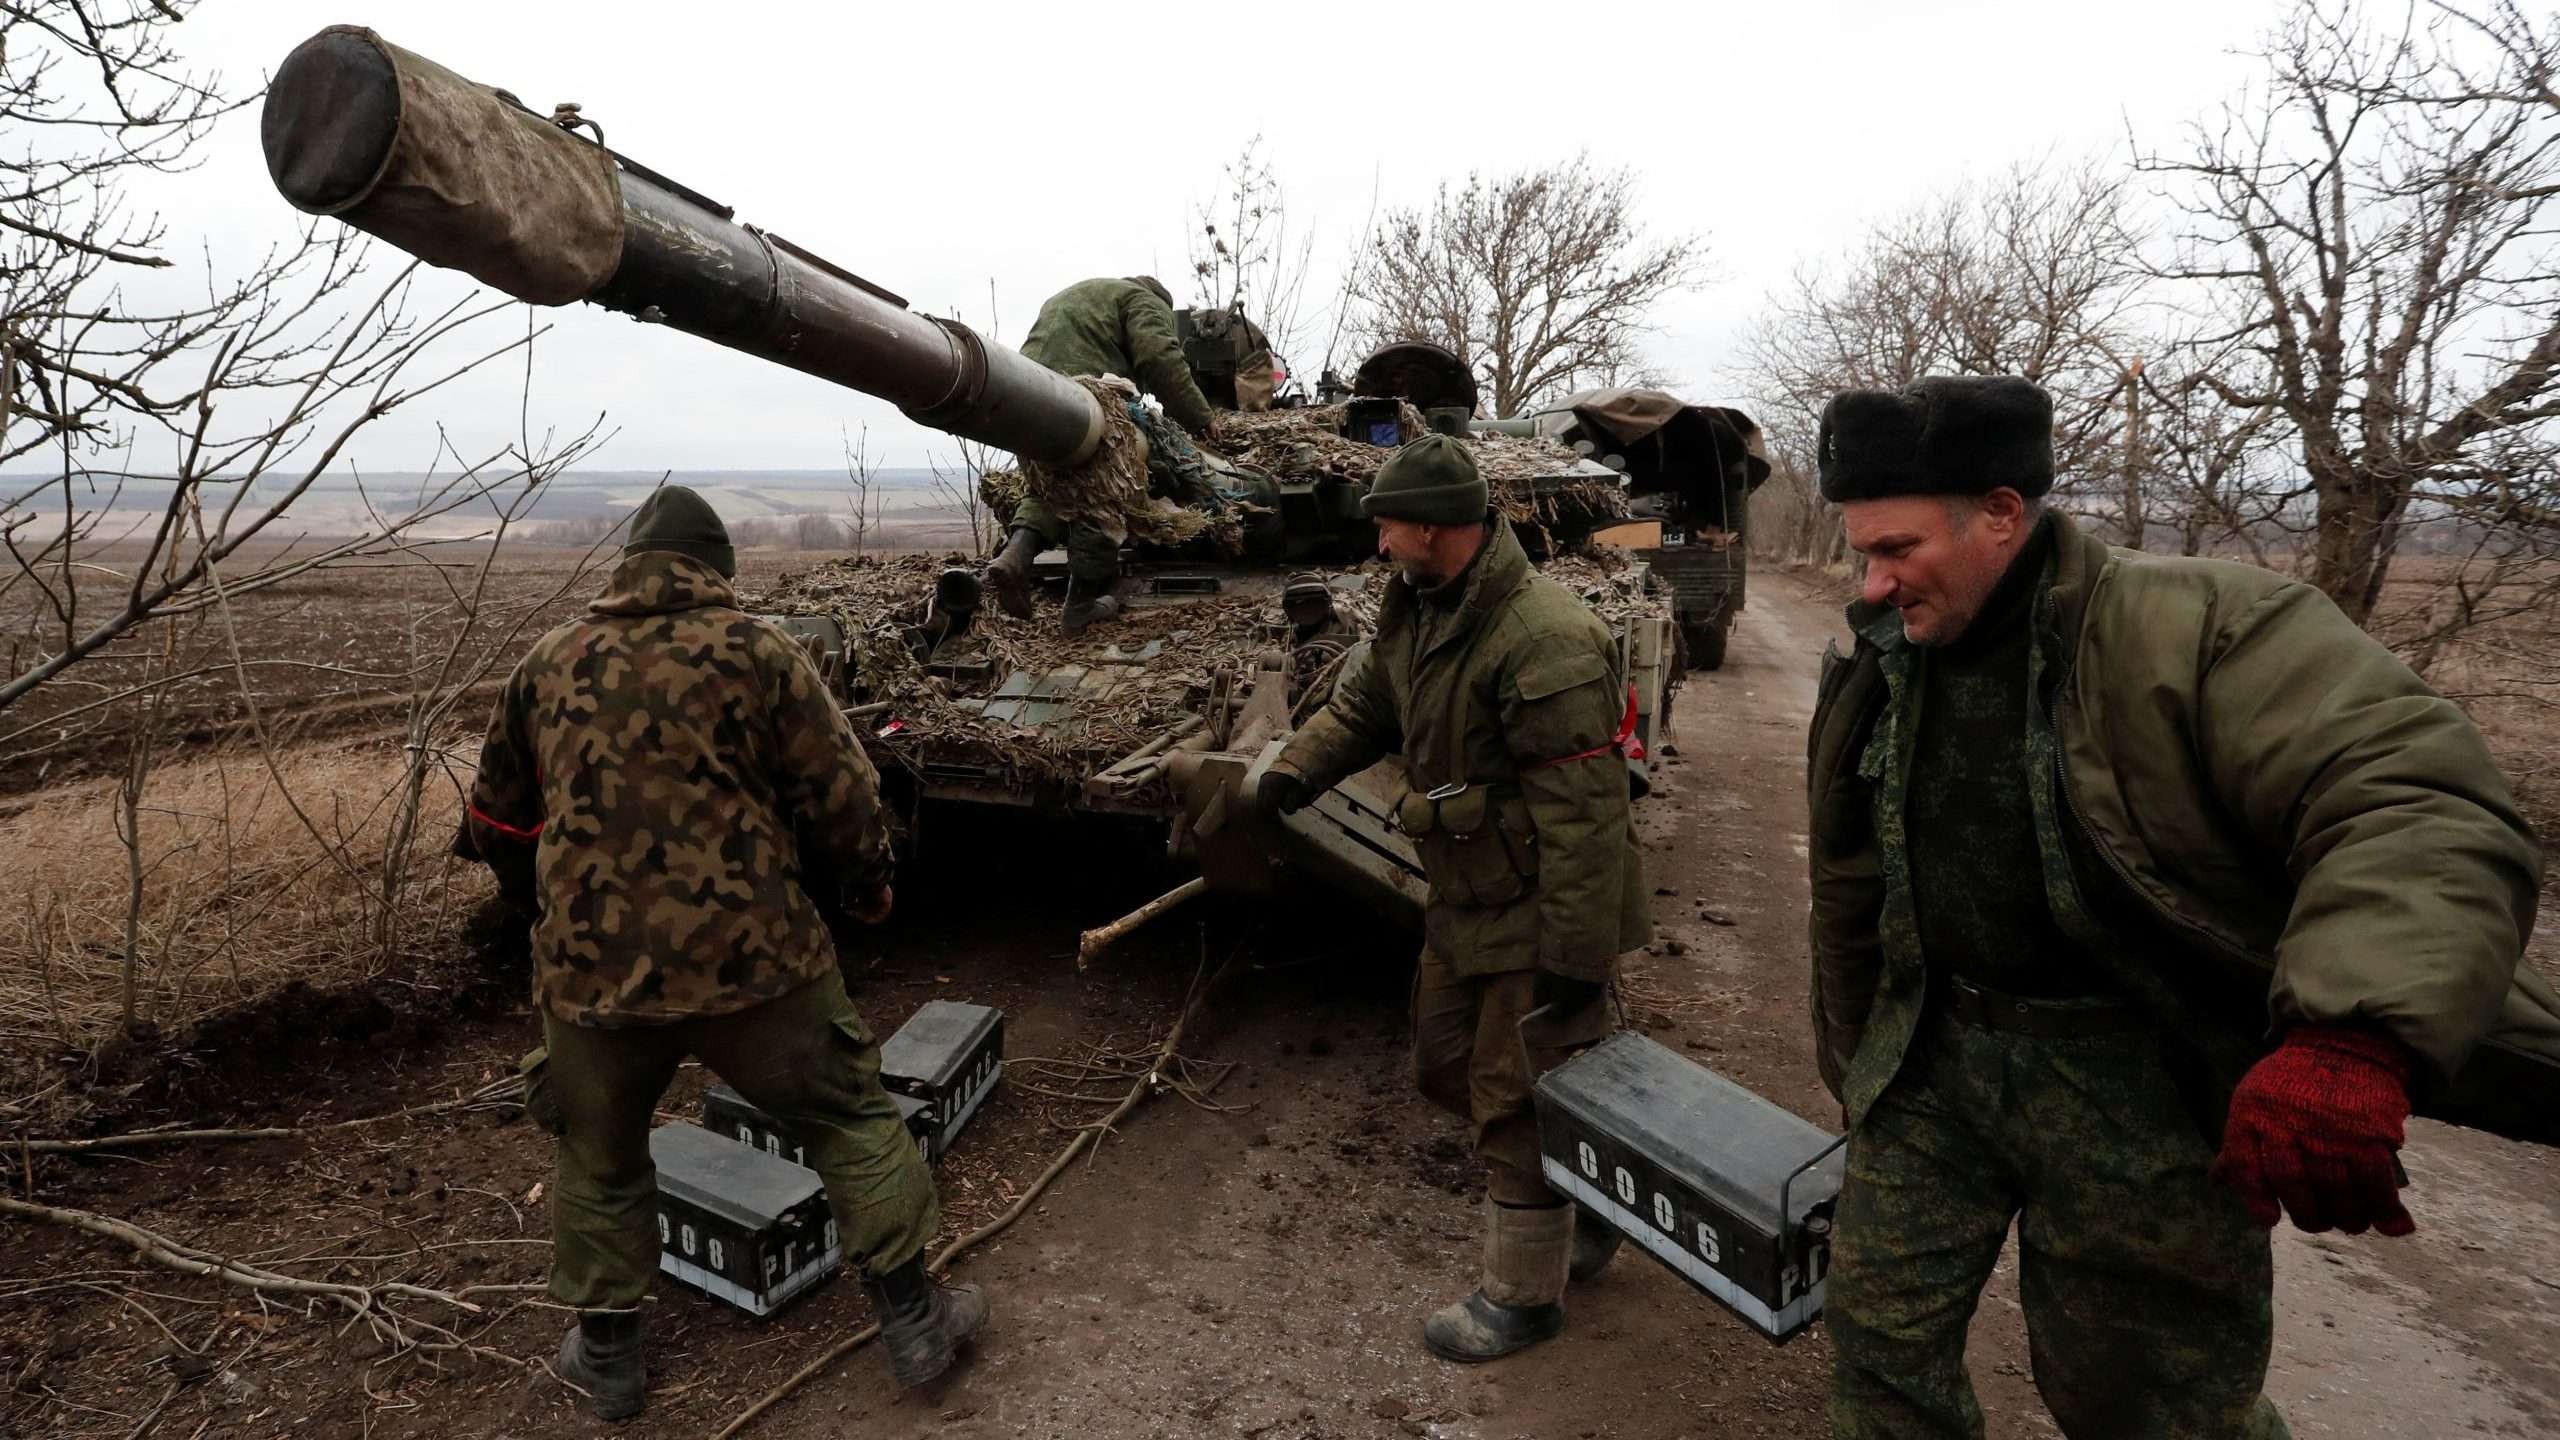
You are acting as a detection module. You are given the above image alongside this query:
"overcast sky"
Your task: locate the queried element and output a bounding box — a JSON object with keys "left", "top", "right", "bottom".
{"left": 138, "top": 0, "right": 2292, "bottom": 472}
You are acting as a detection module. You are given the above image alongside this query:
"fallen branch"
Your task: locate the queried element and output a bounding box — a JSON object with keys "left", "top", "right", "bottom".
{"left": 24, "top": 1073, "right": 524, "bottom": 1155}
{"left": 1076, "top": 877, "right": 1209, "bottom": 971}
{"left": 0, "top": 1194, "right": 529, "bottom": 1370}
{"left": 712, "top": 953, "right": 1233, "bottom": 1440}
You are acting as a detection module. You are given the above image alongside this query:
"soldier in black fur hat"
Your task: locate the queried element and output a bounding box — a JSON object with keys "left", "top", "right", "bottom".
{"left": 1805, "top": 378, "right": 2544, "bottom": 1437}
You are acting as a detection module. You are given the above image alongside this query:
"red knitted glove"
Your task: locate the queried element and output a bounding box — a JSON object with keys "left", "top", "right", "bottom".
{"left": 2211, "top": 1025, "right": 2415, "bottom": 1237}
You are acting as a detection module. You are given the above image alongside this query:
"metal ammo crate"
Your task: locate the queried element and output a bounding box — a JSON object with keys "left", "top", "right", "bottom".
{"left": 877, "top": 1000, "right": 1004, "bottom": 1161}
{"left": 700, "top": 1082, "right": 938, "bottom": 1167}
{"left": 1533, "top": 1032, "right": 1845, "bottom": 1342}
{"left": 649, "top": 1121, "right": 840, "bottom": 1317}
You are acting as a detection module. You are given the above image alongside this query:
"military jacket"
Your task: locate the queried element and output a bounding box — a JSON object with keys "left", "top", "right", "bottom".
{"left": 1020, "top": 278, "right": 1217, "bottom": 435}
{"left": 1272, "top": 521, "right": 1648, "bottom": 980}
{"left": 467, "top": 552, "right": 893, "bottom": 1027}
{"left": 1806, "top": 512, "right": 2554, "bottom": 1141}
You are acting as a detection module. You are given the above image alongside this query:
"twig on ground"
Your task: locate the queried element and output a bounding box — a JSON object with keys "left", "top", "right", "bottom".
{"left": 0, "top": 1195, "right": 530, "bottom": 1371}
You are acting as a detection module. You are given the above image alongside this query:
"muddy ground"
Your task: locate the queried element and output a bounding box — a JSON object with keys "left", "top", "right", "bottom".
{"left": 4, "top": 571, "right": 2555, "bottom": 1440}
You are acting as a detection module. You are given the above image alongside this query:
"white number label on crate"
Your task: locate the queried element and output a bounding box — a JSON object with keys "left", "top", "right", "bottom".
{"left": 680, "top": 1224, "right": 698, "bottom": 1258}
{"left": 1614, "top": 1166, "right": 1637, "bottom": 1206}
{"left": 1652, "top": 1192, "right": 1676, "bottom": 1232}
{"left": 708, "top": 1237, "right": 726, "bottom": 1271}
{"left": 1578, "top": 1142, "right": 1599, "bottom": 1181}
{"left": 657, "top": 1213, "right": 670, "bottom": 1245}
{"left": 1696, "top": 1222, "right": 1721, "bottom": 1264}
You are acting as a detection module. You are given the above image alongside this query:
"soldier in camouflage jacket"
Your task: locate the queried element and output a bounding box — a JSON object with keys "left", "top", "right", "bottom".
{"left": 466, "top": 486, "right": 986, "bottom": 1415}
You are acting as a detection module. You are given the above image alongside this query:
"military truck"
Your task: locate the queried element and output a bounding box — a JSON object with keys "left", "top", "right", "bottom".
{"left": 1478, "top": 392, "right": 1769, "bottom": 669}
{"left": 257, "top": 26, "right": 1685, "bottom": 934}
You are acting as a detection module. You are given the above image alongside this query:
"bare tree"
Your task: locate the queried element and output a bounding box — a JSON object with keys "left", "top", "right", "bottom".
{"left": 2133, "top": 342, "right": 2297, "bottom": 562}
{"left": 1, "top": 2, "right": 601, "bottom": 727}
{"left": 923, "top": 283, "right": 1002, "bottom": 555}
{"left": 927, "top": 444, "right": 997, "bottom": 556}
{"left": 1188, "top": 136, "right": 1320, "bottom": 383}
{"left": 2142, "top": 0, "right": 2560, "bottom": 628}
{"left": 1, "top": 1, "right": 250, "bottom": 464}
{"left": 1344, "top": 155, "right": 1707, "bottom": 418}
{"left": 1735, "top": 156, "right": 2151, "bottom": 561}
{"left": 842, "top": 422, "right": 883, "bottom": 557}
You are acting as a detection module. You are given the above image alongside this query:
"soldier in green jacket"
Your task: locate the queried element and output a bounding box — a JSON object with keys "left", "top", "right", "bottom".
{"left": 1258, "top": 435, "right": 1650, "bottom": 1364}
{"left": 1804, "top": 378, "right": 2547, "bottom": 1439}
{"left": 990, "top": 276, "right": 1219, "bottom": 633}
{"left": 466, "top": 488, "right": 989, "bottom": 1418}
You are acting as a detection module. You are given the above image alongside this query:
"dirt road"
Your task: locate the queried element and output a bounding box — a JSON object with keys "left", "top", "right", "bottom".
{"left": 6, "top": 570, "right": 2554, "bottom": 1440}
{"left": 741, "top": 571, "right": 2560, "bottom": 1439}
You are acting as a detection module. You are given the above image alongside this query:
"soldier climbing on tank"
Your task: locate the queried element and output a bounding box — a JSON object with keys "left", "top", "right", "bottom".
{"left": 987, "top": 276, "right": 1220, "bottom": 635}
{"left": 1805, "top": 378, "right": 2547, "bottom": 1439}
{"left": 1257, "top": 436, "right": 1649, "bottom": 1363}
{"left": 462, "top": 487, "right": 991, "bottom": 1419}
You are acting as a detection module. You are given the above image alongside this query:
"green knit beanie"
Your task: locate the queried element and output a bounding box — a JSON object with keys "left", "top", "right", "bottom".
{"left": 1360, "top": 433, "right": 1488, "bottom": 525}
{"left": 624, "top": 485, "right": 736, "bottom": 578}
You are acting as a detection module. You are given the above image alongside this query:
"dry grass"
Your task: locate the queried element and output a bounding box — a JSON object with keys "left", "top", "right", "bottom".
{"left": 0, "top": 735, "right": 494, "bottom": 1075}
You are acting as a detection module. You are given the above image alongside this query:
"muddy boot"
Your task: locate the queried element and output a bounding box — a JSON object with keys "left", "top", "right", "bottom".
{"left": 1059, "top": 591, "right": 1122, "bottom": 636}
{"left": 1422, "top": 1200, "right": 1570, "bottom": 1363}
{"left": 864, "top": 1257, "right": 989, "bottom": 1389}
{"left": 984, "top": 528, "right": 1040, "bottom": 619}
{"left": 556, "top": 1309, "right": 645, "bottom": 1420}
{"left": 1568, "top": 1205, "right": 1624, "bottom": 1282}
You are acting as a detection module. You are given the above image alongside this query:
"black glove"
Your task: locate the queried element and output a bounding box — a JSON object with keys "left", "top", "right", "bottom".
{"left": 1533, "top": 968, "right": 1606, "bottom": 1017}
{"left": 1257, "top": 770, "right": 1313, "bottom": 816}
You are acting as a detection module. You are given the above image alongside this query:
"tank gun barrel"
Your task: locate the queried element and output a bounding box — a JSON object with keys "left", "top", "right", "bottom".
{"left": 260, "top": 27, "right": 1102, "bottom": 466}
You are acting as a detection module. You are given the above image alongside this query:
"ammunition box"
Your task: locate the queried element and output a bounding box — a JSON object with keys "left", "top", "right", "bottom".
{"left": 649, "top": 1122, "right": 840, "bottom": 1317}
{"left": 878, "top": 1001, "right": 1004, "bottom": 1161}
{"left": 1533, "top": 1032, "right": 1845, "bottom": 1342}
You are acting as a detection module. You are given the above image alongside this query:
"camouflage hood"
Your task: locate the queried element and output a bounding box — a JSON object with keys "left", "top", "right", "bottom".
{"left": 588, "top": 550, "right": 735, "bottom": 618}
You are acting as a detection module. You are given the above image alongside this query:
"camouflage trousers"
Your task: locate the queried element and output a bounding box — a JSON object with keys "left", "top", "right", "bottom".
{"left": 1828, "top": 1008, "right": 2288, "bottom": 1440}
{"left": 1411, "top": 947, "right": 1612, "bottom": 1206}
{"left": 531, "top": 972, "right": 939, "bottom": 1309}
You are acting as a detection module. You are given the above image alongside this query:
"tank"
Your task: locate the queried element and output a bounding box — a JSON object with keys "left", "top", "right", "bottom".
{"left": 749, "top": 383, "right": 1678, "bottom": 930}
{"left": 259, "top": 27, "right": 1685, "bottom": 931}
{"left": 1476, "top": 392, "right": 1770, "bottom": 669}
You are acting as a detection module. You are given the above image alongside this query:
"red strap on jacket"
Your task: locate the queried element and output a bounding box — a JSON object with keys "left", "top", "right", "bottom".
{"left": 469, "top": 804, "right": 543, "bottom": 842}
{"left": 1532, "top": 684, "right": 1645, "bottom": 768}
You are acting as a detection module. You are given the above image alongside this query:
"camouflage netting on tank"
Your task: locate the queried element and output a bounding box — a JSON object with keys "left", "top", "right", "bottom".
{"left": 1004, "top": 376, "right": 1224, "bottom": 549}
{"left": 1208, "top": 404, "right": 1607, "bottom": 504}
{"left": 985, "top": 403, "right": 1624, "bottom": 553}
{"left": 746, "top": 542, "right": 1653, "bottom": 790}
{"left": 752, "top": 553, "right": 1287, "bottom": 786}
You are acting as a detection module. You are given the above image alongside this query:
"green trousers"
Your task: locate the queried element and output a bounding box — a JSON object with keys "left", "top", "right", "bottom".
{"left": 1007, "top": 497, "right": 1125, "bottom": 587}
{"left": 1828, "top": 1010, "right": 2288, "bottom": 1440}
{"left": 533, "top": 972, "right": 939, "bottom": 1309}
{"left": 1411, "top": 949, "right": 1611, "bottom": 1207}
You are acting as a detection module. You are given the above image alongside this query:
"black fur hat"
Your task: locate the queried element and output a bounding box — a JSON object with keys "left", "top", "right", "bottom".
{"left": 1816, "top": 377, "right": 2054, "bottom": 503}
